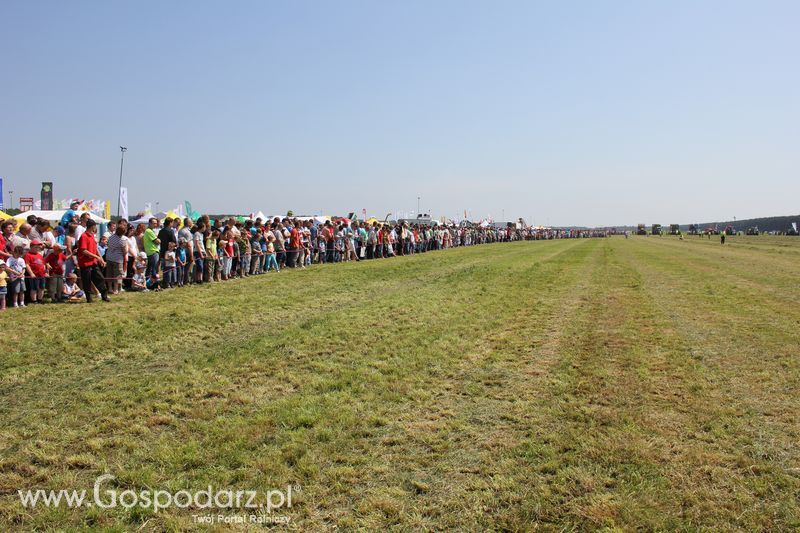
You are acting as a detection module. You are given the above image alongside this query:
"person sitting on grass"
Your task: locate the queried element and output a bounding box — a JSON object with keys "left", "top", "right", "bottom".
{"left": 148, "top": 272, "right": 162, "bottom": 292}
{"left": 62, "top": 272, "right": 85, "bottom": 302}
{"left": 131, "top": 261, "right": 148, "bottom": 292}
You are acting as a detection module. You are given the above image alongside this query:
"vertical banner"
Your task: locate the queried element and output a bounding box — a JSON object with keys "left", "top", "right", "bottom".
{"left": 41, "top": 182, "right": 53, "bottom": 210}
{"left": 104, "top": 200, "right": 111, "bottom": 221}
{"left": 119, "top": 187, "right": 128, "bottom": 220}
{"left": 0, "top": 177, "right": 4, "bottom": 209}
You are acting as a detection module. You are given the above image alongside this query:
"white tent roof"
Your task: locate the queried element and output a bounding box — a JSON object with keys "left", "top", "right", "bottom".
{"left": 14, "top": 209, "right": 110, "bottom": 224}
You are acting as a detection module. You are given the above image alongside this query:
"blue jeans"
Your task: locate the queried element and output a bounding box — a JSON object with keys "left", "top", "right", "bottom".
{"left": 265, "top": 254, "right": 279, "bottom": 272}
{"left": 146, "top": 253, "right": 159, "bottom": 279}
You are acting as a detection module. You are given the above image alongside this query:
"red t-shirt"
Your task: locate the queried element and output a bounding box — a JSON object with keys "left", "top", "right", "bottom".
{"left": 25, "top": 252, "right": 47, "bottom": 277}
{"left": 290, "top": 228, "right": 301, "bottom": 250}
{"left": 77, "top": 232, "right": 98, "bottom": 268}
{"left": 45, "top": 252, "right": 66, "bottom": 275}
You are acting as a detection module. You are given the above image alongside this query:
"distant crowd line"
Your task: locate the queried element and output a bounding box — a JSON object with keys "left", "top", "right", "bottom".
{"left": 0, "top": 205, "right": 607, "bottom": 309}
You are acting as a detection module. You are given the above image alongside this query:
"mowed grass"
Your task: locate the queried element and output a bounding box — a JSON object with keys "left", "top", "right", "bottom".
{"left": 1, "top": 235, "right": 799, "bottom": 530}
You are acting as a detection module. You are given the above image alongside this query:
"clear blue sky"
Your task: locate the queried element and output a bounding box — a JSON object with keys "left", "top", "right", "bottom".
{"left": 1, "top": 0, "right": 798, "bottom": 226}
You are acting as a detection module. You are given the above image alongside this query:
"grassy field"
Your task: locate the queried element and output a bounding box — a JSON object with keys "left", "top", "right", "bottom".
{"left": 1, "top": 235, "right": 799, "bottom": 530}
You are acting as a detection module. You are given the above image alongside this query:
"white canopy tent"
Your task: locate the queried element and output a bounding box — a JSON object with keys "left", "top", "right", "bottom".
{"left": 13, "top": 209, "right": 110, "bottom": 224}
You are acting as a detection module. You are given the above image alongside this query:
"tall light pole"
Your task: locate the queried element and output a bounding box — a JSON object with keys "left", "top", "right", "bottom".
{"left": 116, "top": 146, "right": 127, "bottom": 217}
{"left": 8, "top": 190, "right": 13, "bottom": 210}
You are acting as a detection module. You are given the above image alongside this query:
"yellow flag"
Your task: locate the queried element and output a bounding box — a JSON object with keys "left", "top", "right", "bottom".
{"left": 104, "top": 200, "right": 111, "bottom": 221}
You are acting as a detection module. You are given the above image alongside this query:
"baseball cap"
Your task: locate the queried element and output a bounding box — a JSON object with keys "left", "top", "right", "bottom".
{"left": 138, "top": 252, "right": 147, "bottom": 259}
{"left": 31, "top": 239, "right": 44, "bottom": 246}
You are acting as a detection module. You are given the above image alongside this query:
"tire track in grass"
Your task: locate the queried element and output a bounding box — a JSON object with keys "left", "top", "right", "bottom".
{"left": 514, "top": 237, "right": 799, "bottom": 530}
{"left": 494, "top": 238, "right": 773, "bottom": 530}
{"left": 293, "top": 239, "right": 601, "bottom": 529}
{"left": 614, "top": 239, "right": 800, "bottom": 529}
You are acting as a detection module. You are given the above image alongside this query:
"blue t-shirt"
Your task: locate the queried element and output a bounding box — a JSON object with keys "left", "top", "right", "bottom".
{"left": 177, "top": 248, "right": 187, "bottom": 262}
{"left": 60, "top": 209, "right": 76, "bottom": 228}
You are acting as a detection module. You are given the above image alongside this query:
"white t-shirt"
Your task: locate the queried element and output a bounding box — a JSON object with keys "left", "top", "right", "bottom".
{"left": 7, "top": 256, "right": 26, "bottom": 277}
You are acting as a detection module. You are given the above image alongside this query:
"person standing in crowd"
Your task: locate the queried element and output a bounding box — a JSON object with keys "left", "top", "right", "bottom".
{"left": 24, "top": 240, "right": 47, "bottom": 304}
{"left": 163, "top": 241, "right": 178, "bottom": 288}
{"left": 106, "top": 220, "right": 128, "bottom": 295}
{"left": 265, "top": 233, "right": 279, "bottom": 272}
{"left": 76, "top": 220, "right": 110, "bottom": 303}
{"left": 219, "top": 229, "right": 233, "bottom": 280}
{"left": 0, "top": 259, "right": 7, "bottom": 310}
{"left": 272, "top": 222, "right": 286, "bottom": 269}
{"left": 44, "top": 243, "right": 65, "bottom": 302}
{"left": 0, "top": 220, "right": 15, "bottom": 263}
{"left": 193, "top": 221, "right": 207, "bottom": 283}
{"left": 158, "top": 217, "right": 177, "bottom": 284}
{"left": 176, "top": 239, "right": 188, "bottom": 287}
{"left": 123, "top": 225, "right": 139, "bottom": 291}
{"left": 13, "top": 223, "right": 33, "bottom": 251}
{"left": 179, "top": 218, "right": 194, "bottom": 285}
{"left": 206, "top": 228, "right": 219, "bottom": 282}
{"left": 287, "top": 220, "right": 301, "bottom": 268}
{"left": 6, "top": 246, "right": 28, "bottom": 308}
{"left": 143, "top": 218, "right": 161, "bottom": 280}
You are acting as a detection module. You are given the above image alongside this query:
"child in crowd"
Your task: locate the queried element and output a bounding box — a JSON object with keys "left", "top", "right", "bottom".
{"left": 176, "top": 239, "right": 187, "bottom": 287}
{"left": 98, "top": 234, "right": 108, "bottom": 258}
{"left": 163, "top": 241, "right": 177, "bottom": 288}
{"left": 7, "top": 246, "right": 29, "bottom": 308}
{"left": 148, "top": 272, "right": 161, "bottom": 291}
{"left": 62, "top": 272, "right": 85, "bottom": 302}
{"left": 317, "top": 233, "right": 326, "bottom": 264}
{"left": 131, "top": 261, "right": 148, "bottom": 292}
{"left": 206, "top": 229, "right": 218, "bottom": 282}
{"left": 24, "top": 240, "right": 47, "bottom": 304}
{"left": 0, "top": 259, "right": 7, "bottom": 311}
{"left": 249, "top": 228, "right": 262, "bottom": 275}
{"left": 265, "top": 234, "right": 279, "bottom": 272}
{"left": 44, "top": 243, "right": 66, "bottom": 302}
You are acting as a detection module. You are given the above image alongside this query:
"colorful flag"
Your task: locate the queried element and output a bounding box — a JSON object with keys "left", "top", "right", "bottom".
{"left": 0, "top": 177, "right": 3, "bottom": 209}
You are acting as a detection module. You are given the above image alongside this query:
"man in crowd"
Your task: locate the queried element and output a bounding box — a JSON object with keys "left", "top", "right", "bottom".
{"left": 76, "top": 220, "right": 110, "bottom": 303}
{"left": 178, "top": 218, "right": 194, "bottom": 285}
{"left": 143, "top": 218, "right": 161, "bottom": 279}
{"left": 158, "top": 217, "right": 177, "bottom": 287}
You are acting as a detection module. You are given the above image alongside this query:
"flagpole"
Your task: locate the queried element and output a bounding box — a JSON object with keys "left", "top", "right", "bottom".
{"left": 117, "top": 146, "right": 127, "bottom": 218}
